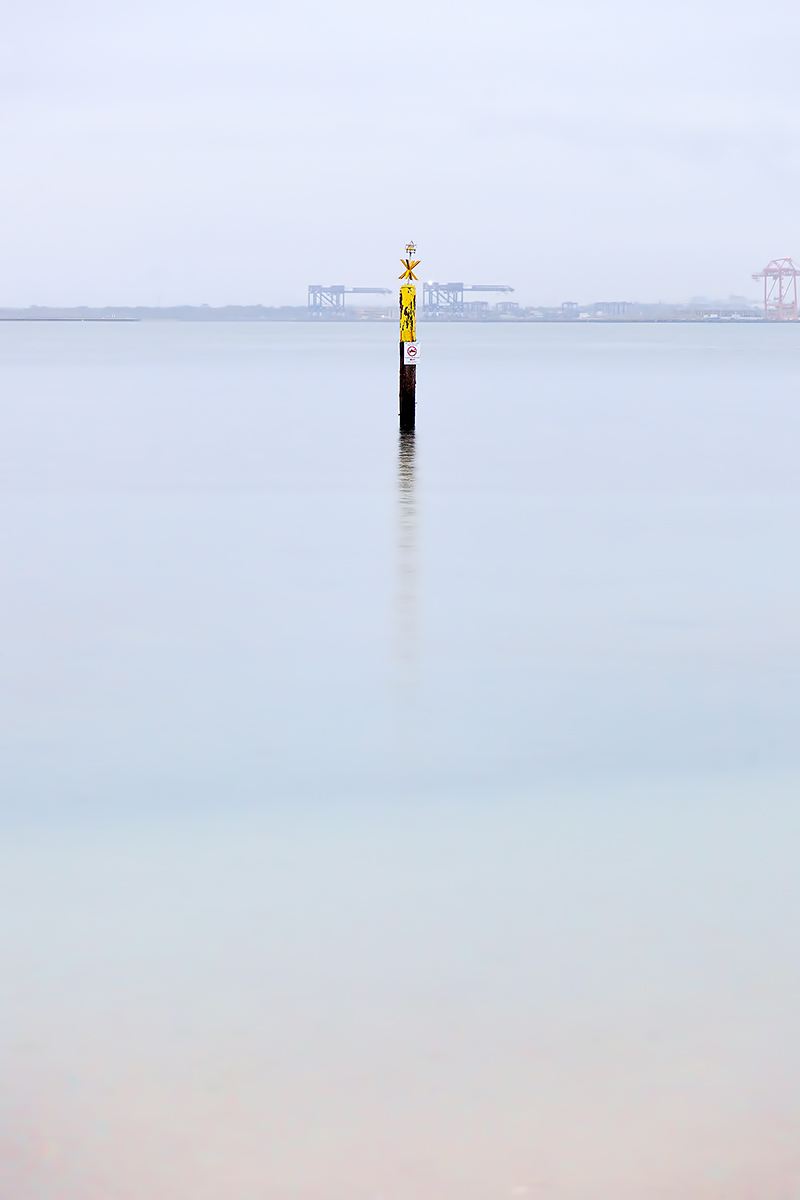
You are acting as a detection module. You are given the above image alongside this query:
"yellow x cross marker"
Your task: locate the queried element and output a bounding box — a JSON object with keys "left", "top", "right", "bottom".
{"left": 399, "top": 259, "right": 420, "bottom": 281}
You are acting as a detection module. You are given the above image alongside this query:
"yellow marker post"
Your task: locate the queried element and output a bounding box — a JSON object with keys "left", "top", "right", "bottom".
{"left": 399, "top": 242, "right": 419, "bottom": 430}
{"left": 399, "top": 284, "right": 416, "bottom": 341}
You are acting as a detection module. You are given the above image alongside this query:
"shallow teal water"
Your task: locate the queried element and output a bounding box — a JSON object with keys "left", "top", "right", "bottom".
{"left": 1, "top": 321, "right": 799, "bottom": 1199}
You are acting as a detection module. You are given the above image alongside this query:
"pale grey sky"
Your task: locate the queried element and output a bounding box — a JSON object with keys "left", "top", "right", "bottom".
{"left": 2, "top": 0, "right": 798, "bottom": 307}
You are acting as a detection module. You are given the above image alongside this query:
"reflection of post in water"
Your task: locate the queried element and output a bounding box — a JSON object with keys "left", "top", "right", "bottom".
{"left": 396, "top": 430, "right": 418, "bottom": 677}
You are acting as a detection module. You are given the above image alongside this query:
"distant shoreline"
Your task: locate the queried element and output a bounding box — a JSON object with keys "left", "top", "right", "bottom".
{"left": 0, "top": 303, "right": 771, "bottom": 323}
{"left": 0, "top": 316, "right": 140, "bottom": 322}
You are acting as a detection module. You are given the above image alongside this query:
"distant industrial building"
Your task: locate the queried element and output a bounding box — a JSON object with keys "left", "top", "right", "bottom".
{"left": 422, "top": 282, "right": 514, "bottom": 317}
{"left": 308, "top": 284, "right": 391, "bottom": 314}
{"left": 525, "top": 297, "right": 762, "bottom": 321}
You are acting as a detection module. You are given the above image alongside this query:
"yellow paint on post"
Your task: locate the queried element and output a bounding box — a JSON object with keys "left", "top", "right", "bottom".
{"left": 400, "top": 284, "right": 416, "bottom": 342}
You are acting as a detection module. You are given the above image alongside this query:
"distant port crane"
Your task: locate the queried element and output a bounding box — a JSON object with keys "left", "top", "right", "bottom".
{"left": 308, "top": 285, "right": 392, "bottom": 313}
{"left": 423, "top": 282, "right": 514, "bottom": 316}
{"left": 752, "top": 258, "right": 800, "bottom": 320}
{"left": 307, "top": 280, "right": 515, "bottom": 318}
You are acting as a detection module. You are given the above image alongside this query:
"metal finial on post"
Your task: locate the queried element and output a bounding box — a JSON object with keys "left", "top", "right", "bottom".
{"left": 398, "top": 243, "right": 419, "bottom": 430}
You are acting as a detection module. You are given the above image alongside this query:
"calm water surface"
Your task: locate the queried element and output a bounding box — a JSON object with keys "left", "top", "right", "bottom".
{"left": 1, "top": 321, "right": 799, "bottom": 1199}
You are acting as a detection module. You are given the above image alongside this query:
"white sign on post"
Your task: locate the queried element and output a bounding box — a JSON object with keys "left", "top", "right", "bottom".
{"left": 404, "top": 342, "right": 419, "bottom": 364}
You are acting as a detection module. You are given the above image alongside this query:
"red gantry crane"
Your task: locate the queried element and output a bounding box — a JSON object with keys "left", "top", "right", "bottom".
{"left": 752, "top": 258, "right": 800, "bottom": 320}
